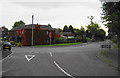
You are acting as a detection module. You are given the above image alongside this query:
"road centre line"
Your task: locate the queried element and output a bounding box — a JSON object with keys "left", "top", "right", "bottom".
{"left": 54, "top": 61, "right": 75, "bottom": 78}
{"left": 50, "top": 52, "right": 52, "bottom": 57}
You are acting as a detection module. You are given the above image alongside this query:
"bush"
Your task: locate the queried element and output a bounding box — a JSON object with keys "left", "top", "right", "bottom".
{"left": 15, "top": 42, "right": 22, "bottom": 47}
{"left": 54, "top": 37, "right": 64, "bottom": 43}
{"left": 10, "top": 41, "right": 16, "bottom": 46}
{"left": 86, "top": 37, "right": 92, "bottom": 42}
{"left": 74, "top": 36, "right": 89, "bottom": 42}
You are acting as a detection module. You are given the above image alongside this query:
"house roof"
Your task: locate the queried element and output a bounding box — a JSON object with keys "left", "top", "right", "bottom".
{"left": 63, "top": 32, "right": 75, "bottom": 36}
{"left": 12, "top": 24, "right": 54, "bottom": 31}
{"left": 40, "top": 25, "right": 54, "bottom": 30}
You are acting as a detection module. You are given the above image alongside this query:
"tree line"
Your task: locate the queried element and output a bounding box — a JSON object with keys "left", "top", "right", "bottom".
{"left": 101, "top": 1, "right": 120, "bottom": 46}
{"left": 62, "top": 16, "right": 106, "bottom": 42}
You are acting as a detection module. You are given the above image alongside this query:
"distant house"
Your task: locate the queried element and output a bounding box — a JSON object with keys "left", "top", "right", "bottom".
{"left": 9, "top": 24, "right": 56, "bottom": 46}
{"left": 62, "top": 32, "right": 75, "bottom": 38}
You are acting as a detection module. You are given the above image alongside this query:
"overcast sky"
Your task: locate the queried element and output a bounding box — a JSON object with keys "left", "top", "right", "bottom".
{"left": 0, "top": 0, "right": 108, "bottom": 33}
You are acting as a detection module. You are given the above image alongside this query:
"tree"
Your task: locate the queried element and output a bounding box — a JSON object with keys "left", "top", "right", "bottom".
{"left": 87, "top": 16, "right": 94, "bottom": 24}
{"left": 80, "top": 26, "right": 85, "bottom": 38}
{"left": 48, "top": 24, "right": 52, "bottom": 27}
{"left": 69, "top": 25, "right": 74, "bottom": 33}
{"left": 102, "top": 2, "right": 120, "bottom": 39}
{"left": 63, "top": 25, "right": 69, "bottom": 32}
{"left": 86, "top": 23, "right": 100, "bottom": 40}
{"left": 73, "top": 28, "right": 80, "bottom": 36}
{"left": 94, "top": 29, "right": 106, "bottom": 41}
{"left": 13, "top": 20, "right": 25, "bottom": 28}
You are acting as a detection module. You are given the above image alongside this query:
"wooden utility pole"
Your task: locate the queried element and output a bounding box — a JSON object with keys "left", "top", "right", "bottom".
{"left": 32, "top": 15, "right": 34, "bottom": 46}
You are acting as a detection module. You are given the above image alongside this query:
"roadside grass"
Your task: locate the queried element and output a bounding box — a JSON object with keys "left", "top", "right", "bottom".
{"left": 103, "top": 59, "right": 112, "bottom": 64}
{"left": 97, "top": 52, "right": 112, "bottom": 64}
{"left": 113, "top": 45, "right": 120, "bottom": 51}
{"left": 35, "top": 42, "right": 83, "bottom": 47}
{"left": 100, "top": 51, "right": 109, "bottom": 55}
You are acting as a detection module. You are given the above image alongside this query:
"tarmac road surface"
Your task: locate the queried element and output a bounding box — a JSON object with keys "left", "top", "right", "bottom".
{"left": 1, "top": 41, "right": 118, "bottom": 77}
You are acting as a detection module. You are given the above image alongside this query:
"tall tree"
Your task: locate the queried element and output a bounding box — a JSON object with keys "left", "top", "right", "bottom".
{"left": 80, "top": 26, "right": 85, "bottom": 38}
{"left": 63, "top": 25, "right": 69, "bottom": 32}
{"left": 48, "top": 24, "right": 52, "bottom": 27}
{"left": 69, "top": 25, "right": 74, "bottom": 33}
{"left": 13, "top": 20, "right": 25, "bottom": 28}
{"left": 94, "top": 29, "right": 106, "bottom": 41}
{"left": 73, "top": 28, "right": 80, "bottom": 36}
{"left": 87, "top": 23, "right": 100, "bottom": 40}
{"left": 102, "top": 2, "right": 120, "bottom": 39}
{"left": 87, "top": 16, "right": 94, "bottom": 24}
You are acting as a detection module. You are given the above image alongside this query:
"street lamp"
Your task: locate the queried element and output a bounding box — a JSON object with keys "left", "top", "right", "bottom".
{"left": 31, "top": 15, "right": 34, "bottom": 46}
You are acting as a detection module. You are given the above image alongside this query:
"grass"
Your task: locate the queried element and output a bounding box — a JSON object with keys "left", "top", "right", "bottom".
{"left": 103, "top": 59, "right": 112, "bottom": 64}
{"left": 100, "top": 51, "right": 109, "bottom": 55}
{"left": 34, "top": 42, "right": 83, "bottom": 47}
{"left": 97, "top": 52, "right": 112, "bottom": 64}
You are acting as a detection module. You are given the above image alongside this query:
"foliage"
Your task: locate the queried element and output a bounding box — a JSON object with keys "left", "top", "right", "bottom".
{"left": 9, "top": 41, "right": 16, "bottom": 46}
{"left": 74, "top": 35, "right": 87, "bottom": 42}
{"left": 87, "top": 16, "right": 94, "bottom": 24}
{"left": 73, "top": 28, "right": 81, "bottom": 36}
{"left": 54, "top": 37, "right": 64, "bottom": 43}
{"left": 86, "top": 23, "right": 100, "bottom": 40}
{"left": 69, "top": 25, "right": 74, "bottom": 33}
{"left": 13, "top": 20, "right": 25, "bottom": 28}
{"left": 94, "top": 29, "right": 106, "bottom": 41}
{"left": 35, "top": 42, "right": 83, "bottom": 47}
{"left": 63, "top": 25, "right": 74, "bottom": 33}
{"left": 79, "top": 26, "right": 86, "bottom": 38}
{"left": 101, "top": 2, "right": 120, "bottom": 48}
{"left": 1, "top": 26, "right": 9, "bottom": 40}
{"left": 15, "top": 42, "right": 22, "bottom": 47}
{"left": 63, "top": 25, "right": 69, "bottom": 32}
{"left": 102, "top": 2, "right": 120, "bottom": 40}
{"left": 48, "top": 24, "right": 52, "bottom": 27}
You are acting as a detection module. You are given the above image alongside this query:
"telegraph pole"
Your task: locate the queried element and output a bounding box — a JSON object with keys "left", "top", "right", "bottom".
{"left": 32, "top": 15, "right": 34, "bottom": 46}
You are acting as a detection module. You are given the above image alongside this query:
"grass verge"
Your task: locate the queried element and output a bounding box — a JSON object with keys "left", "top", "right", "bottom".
{"left": 35, "top": 42, "right": 83, "bottom": 47}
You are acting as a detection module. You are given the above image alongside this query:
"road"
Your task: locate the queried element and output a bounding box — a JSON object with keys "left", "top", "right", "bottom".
{"left": 1, "top": 41, "right": 118, "bottom": 77}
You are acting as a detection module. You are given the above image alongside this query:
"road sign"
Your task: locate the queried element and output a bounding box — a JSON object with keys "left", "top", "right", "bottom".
{"left": 25, "top": 55, "right": 35, "bottom": 61}
{"left": 101, "top": 45, "right": 111, "bottom": 48}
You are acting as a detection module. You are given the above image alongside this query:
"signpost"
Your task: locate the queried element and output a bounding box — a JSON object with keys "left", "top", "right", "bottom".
{"left": 101, "top": 44, "right": 111, "bottom": 52}
{"left": 101, "top": 45, "right": 111, "bottom": 48}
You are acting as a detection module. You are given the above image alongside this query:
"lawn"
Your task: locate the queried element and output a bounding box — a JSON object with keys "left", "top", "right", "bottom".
{"left": 35, "top": 42, "right": 83, "bottom": 47}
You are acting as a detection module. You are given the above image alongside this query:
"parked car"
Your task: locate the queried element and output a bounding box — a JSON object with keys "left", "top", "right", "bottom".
{"left": 1, "top": 41, "right": 11, "bottom": 51}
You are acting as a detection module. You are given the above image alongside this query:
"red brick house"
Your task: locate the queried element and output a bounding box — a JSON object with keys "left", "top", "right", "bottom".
{"left": 9, "top": 24, "right": 56, "bottom": 46}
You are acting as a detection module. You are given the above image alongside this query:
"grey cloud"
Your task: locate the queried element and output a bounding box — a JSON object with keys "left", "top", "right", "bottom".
{"left": 12, "top": 2, "right": 98, "bottom": 10}
{"left": 12, "top": 2, "right": 69, "bottom": 10}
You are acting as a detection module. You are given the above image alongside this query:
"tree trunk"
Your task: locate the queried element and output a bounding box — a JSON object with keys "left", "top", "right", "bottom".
{"left": 92, "top": 34, "right": 94, "bottom": 40}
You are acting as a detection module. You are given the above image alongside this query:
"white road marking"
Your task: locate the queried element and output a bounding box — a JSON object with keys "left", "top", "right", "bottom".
{"left": 25, "top": 55, "right": 35, "bottom": 61}
{"left": 0, "top": 52, "right": 13, "bottom": 62}
{"left": 50, "top": 52, "right": 52, "bottom": 57}
{"left": 54, "top": 61, "right": 75, "bottom": 78}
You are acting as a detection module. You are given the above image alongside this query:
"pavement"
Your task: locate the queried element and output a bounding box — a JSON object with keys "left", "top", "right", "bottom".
{"left": 96, "top": 40, "right": 119, "bottom": 71}
{"left": 0, "top": 41, "right": 119, "bottom": 78}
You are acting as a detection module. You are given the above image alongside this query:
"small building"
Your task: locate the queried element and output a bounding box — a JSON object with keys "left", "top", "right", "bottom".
{"left": 9, "top": 24, "right": 56, "bottom": 46}
{"left": 62, "top": 32, "right": 75, "bottom": 38}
